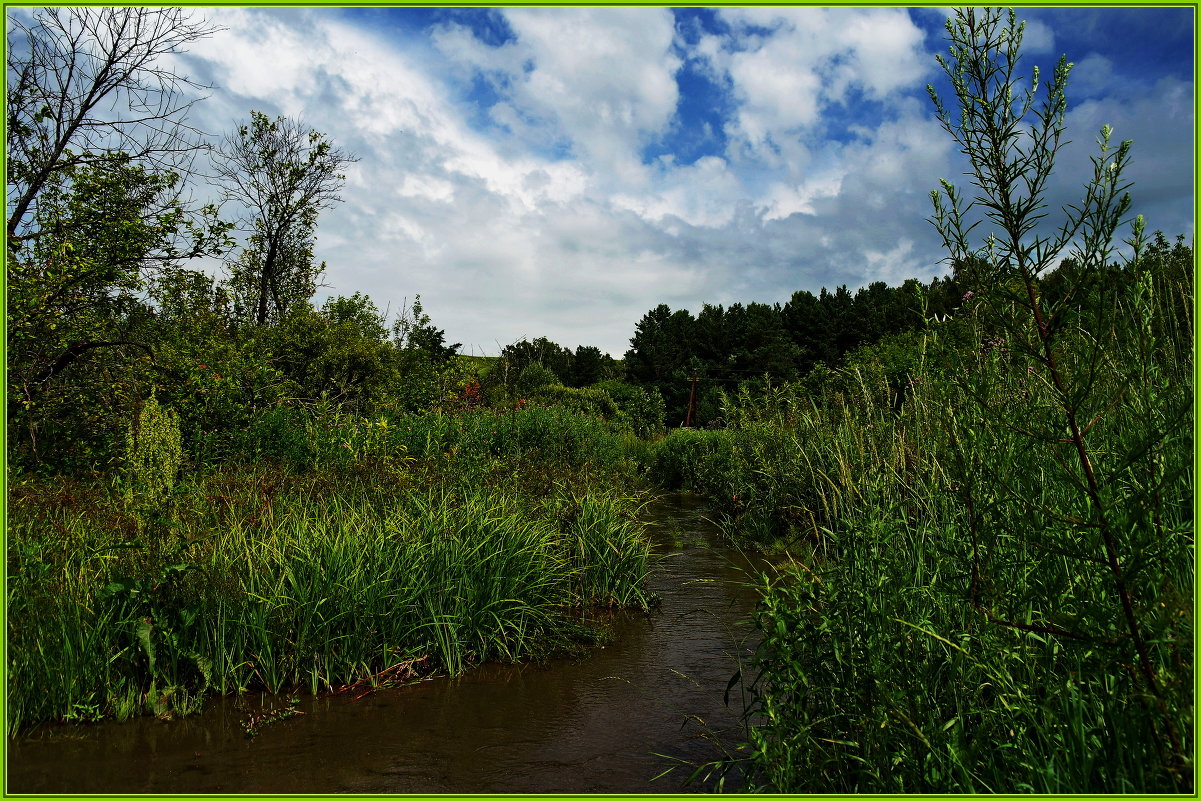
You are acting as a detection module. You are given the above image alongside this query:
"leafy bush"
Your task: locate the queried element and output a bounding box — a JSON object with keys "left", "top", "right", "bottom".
{"left": 530, "top": 384, "right": 619, "bottom": 420}
{"left": 515, "top": 363, "right": 559, "bottom": 397}
{"left": 592, "top": 380, "right": 666, "bottom": 437}
{"left": 122, "top": 391, "right": 183, "bottom": 531}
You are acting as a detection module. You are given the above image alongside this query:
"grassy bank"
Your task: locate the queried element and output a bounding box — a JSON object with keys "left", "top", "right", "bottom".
{"left": 7, "top": 406, "right": 653, "bottom": 733}
{"left": 653, "top": 265, "right": 1193, "bottom": 792}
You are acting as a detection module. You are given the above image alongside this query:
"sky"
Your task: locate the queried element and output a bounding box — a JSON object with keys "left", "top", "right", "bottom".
{"left": 149, "top": 6, "right": 1195, "bottom": 355}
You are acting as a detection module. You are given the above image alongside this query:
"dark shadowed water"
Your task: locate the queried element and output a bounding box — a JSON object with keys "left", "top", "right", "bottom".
{"left": 7, "top": 493, "right": 770, "bottom": 794}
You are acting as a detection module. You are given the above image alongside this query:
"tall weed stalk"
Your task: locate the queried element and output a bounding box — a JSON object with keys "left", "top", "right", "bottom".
{"left": 927, "top": 8, "right": 1191, "bottom": 781}
{"left": 729, "top": 8, "right": 1191, "bottom": 793}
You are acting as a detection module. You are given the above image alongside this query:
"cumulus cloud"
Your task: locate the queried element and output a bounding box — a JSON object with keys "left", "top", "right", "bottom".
{"left": 702, "top": 7, "right": 930, "bottom": 167}
{"left": 148, "top": 6, "right": 1191, "bottom": 356}
{"left": 436, "top": 6, "right": 681, "bottom": 187}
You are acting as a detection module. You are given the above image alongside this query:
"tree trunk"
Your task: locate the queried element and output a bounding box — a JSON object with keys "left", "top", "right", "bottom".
{"left": 256, "top": 236, "right": 279, "bottom": 326}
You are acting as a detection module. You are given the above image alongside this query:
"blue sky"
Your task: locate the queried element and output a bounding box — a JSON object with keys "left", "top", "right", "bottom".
{"left": 154, "top": 6, "right": 1193, "bottom": 355}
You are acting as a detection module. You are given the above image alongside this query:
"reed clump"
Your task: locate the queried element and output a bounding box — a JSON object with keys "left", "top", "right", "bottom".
{"left": 7, "top": 406, "right": 653, "bottom": 733}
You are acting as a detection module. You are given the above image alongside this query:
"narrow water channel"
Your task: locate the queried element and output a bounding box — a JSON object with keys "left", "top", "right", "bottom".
{"left": 7, "top": 493, "right": 768, "bottom": 794}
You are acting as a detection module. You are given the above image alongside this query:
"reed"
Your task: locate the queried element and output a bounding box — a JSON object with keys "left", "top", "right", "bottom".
{"left": 704, "top": 9, "right": 1194, "bottom": 793}
{"left": 6, "top": 408, "right": 653, "bottom": 733}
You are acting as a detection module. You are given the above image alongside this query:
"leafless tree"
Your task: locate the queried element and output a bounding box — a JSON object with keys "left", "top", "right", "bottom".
{"left": 6, "top": 6, "right": 222, "bottom": 240}
{"left": 213, "top": 111, "right": 357, "bottom": 326}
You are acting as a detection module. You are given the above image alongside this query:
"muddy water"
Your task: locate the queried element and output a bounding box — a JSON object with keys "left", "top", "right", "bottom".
{"left": 7, "top": 493, "right": 769, "bottom": 794}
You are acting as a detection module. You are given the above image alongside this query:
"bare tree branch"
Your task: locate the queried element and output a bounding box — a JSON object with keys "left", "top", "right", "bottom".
{"left": 6, "top": 7, "right": 223, "bottom": 239}
{"left": 213, "top": 111, "right": 357, "bottom": 326}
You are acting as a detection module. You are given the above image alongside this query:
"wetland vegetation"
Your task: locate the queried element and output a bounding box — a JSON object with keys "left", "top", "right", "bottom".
{"left": 7, "top": 6, "right": 1192, "bottom": 794}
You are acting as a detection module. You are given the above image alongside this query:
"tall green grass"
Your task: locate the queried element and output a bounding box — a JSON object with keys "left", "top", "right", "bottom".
{"left": 682, "top": 270, "right": 1192, "bottom": 792}
{"left": 644, "top": 227, "right": 1193, "bottom": 794}
{"left": 7, "top": 407, "right": 653, "bottom": 733}
{"left": 645, "top": 370, "right": 914, "bottom": 549}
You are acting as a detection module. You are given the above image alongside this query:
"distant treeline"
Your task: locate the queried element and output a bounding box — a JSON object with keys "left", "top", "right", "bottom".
{"left": 503, "top": 234, "right": 1191, "bottom": 427}
{"left": 621, "top": 274, "right": 963, "bottom": 425}
{"left": 484, "top": 271, "right": 963, "bottom": 425}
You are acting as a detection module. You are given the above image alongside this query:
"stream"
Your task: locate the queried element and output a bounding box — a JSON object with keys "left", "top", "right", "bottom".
{"left": 7, "top": 493, "right": 770, "bottom": 794}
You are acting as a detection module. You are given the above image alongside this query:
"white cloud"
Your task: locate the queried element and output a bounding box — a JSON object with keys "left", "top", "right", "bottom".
{"left": 1070, "top": 54, "right": 1117, "bottom": 99}
{"left": 1021, "top": 19, "right": 1056, "bottom": 54}
{"left": 759, "top": 173, "right": 844, "bottom": 221}
{"left": 613, "top": 155, "right": 744, "bottom": 227}
{"left": 704, "top": 6, "right": 930, "bottom": 172}
{"left": 145, "top": 6, "right": 1190, "bottom": 356}
{"left": 441, "top": 7, "right": 682, "bottom": 189}
{"left": 1060, "top": 75, "right": 1194, "bottom": 237}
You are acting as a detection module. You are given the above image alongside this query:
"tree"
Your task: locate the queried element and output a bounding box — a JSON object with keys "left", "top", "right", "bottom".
{"left": 739, "top": 302, "right": 802, "bottom": 379}
{"left": 497, "top": 337, "right": 574, "bottom": 386}
{"left": 592, "top": 380, "right": 665, "bottom": 437}
{"left": 624, "top": 304, "right": 696, "bottom": 384}
{"left": 213, "top": 111, "right": 356, "bottom": 326}
{"left": 6, "top": 7, "right": 220, "bottom": 240}
{"left": 265, "top": 294, "right": 395, "bottom": 413}
{"left": 566, "top": 345, "right": 617, "bottom": 387}
{"left": 392, "top": 295, "right": 461, "bottom": 366}
{"left": 223, "top": 221, "right": 325, "bottom": 329}
{"left": 6, "top": 7, "right": 234, "bottom": 471}
{"left": 388, "top": 296, "right": 464, "bottom": 412}
{"left": 7, "top": 156, "right": 230, "bottom": 470}
{"left": 780, "top": 290, "right": 833, "bottom": 372}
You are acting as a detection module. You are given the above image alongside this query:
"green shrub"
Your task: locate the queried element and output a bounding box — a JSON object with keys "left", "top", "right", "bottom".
{"left": 123, "top": 391, "right": 183, "bottom": 531}
{"left": 531, "top": 384, "right": 620, "bottom": 420}
{"left": 514, "top": 363, "right": 560, "bottom": 397}
{"left": 592, "top": 380, "right": 666, "bottom": 437}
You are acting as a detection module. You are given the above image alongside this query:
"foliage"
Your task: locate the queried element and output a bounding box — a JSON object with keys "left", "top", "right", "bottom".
{"left": 136, "top": 266, "right": 298, "bottom": 465}
{"left": 6, "top": 7, "right": 219, "bottom": 240}
{"left": 927, "top": 7, "right": 1190, "bottom": 781}
{"left": 122, "top": 391, "right": 184, "bottom": 531}
{"left": 7, "top": 405, "right": 653, "bottom": 732}
{"left": 623, "top": 278, "right": 961, "bottom": 424}
{"left": 719, "top": 8, "right": 1193, "bottom": 793}
{"left": 389, "top": 295, "right": 466, "bottom": 412}
{"left": 222, "top": 221, "right": 325, "bottom": 329}
{"left": 646, "top": 379, "right": 891, "bottom": 546}
{"left": 5, "top": 8, "right": 231, "bottom": 474}
{"left": 530, "top": 384, "right": 620, "bottom": 421}
{"left": 496, "top": 337, "right": 574, "bottom": 387}
{"left": 489, "top": 337, "right": 620, "bottom": 396}
{"left": 592, "top": 380, "right": 666, "bottom": 438}
{"left": 8, "top": 10, "right": 1190, "bottom": 793}
{"left": 567, "top": 345, "right": 620, "bottom": 386}
{"left": 514, "top": 362, "right": 560, "bottom": 397}
{"left": 262, "top": 296, "right": 396, "bottom": 414}
{"left": 7, "top": 158, "right": 231, "bottom": 473}
{"left": 392, "top": 295, "right": 462, "bottom": 365}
